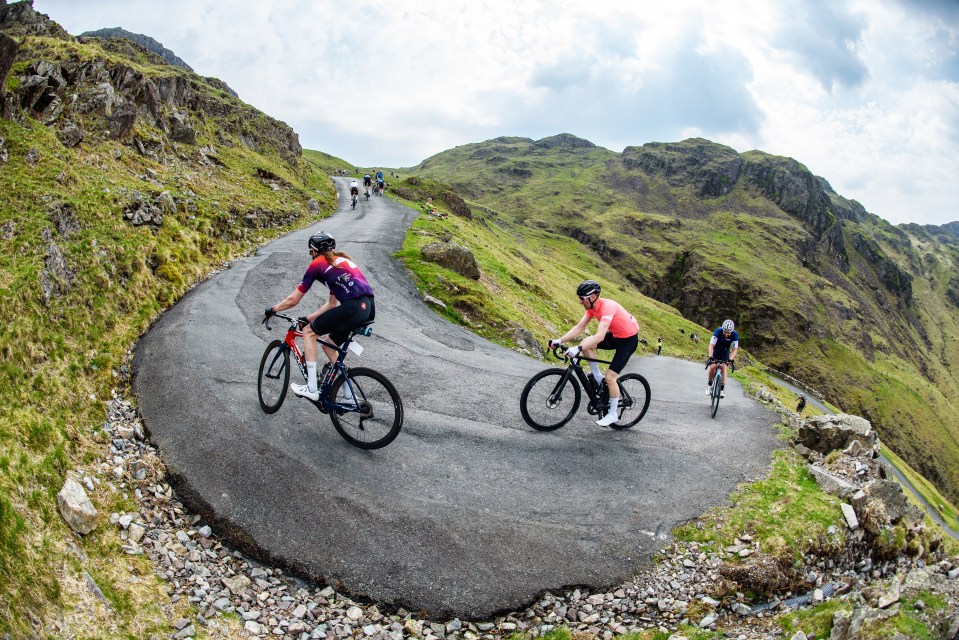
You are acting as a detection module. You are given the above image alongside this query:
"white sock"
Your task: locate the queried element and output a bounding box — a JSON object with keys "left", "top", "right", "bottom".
{"left": 609, "top": 397, "right": 619, "bottom": 414}
{"left": 589, "top": 361, "right": 602, "bottom": 382}
{"left": 306, "top": 361, "right": 317, "bottom": 392}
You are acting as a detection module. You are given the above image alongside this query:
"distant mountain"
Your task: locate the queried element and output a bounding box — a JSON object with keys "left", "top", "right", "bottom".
{"left": 80, "top": 26, "right": 193, "bottom": 71}
{"left": 406, "top": 135, "right": 959, "bottom": 506}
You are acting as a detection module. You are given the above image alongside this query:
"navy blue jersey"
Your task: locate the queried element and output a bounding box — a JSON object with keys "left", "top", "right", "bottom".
{"left": 711, "top": 327, "right": 740, "bottom": 360}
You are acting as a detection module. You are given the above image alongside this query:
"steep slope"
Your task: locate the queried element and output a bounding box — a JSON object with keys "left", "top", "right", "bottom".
{"left": 405, "top": 135, "right": 959, "bottom": 505}
{"left": 0, "top": 1, "right": 335, "bottom": 634}
{"left": 79, "top": 27, "right": 195, "bottom": 72}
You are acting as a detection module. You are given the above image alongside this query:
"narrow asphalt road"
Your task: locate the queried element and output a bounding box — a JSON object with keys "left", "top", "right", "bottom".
{"left": 133, "top": 178, "right": 781, "bottom": 619}
{"left": 772, "top": 377, "right": 959, "bottom": 540}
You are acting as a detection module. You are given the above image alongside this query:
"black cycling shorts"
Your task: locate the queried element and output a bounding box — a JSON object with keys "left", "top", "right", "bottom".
{"left": 595, "top": 332, "right": 639, "bottom": 373}
{"left": 310, "top": 296, "right": 375, "bottom": 345}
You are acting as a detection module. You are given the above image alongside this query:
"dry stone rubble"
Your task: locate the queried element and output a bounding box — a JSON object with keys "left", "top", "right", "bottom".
{"left": 57, "top": 382, "right": 957, "bottom": 640}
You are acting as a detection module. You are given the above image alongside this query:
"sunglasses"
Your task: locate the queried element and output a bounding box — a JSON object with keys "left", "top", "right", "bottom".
{"left": 578, "top": 295, "right": 594, "bottom": 301}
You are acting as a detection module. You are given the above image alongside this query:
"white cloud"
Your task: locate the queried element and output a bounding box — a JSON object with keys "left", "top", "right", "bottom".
{"left": 31, "top": 0, "right": 959, "bottom": 225}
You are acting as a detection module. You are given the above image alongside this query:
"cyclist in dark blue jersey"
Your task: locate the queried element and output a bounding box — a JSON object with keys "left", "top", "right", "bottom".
{"left": 707, "top": 319, "right": 739, "bottom": 398}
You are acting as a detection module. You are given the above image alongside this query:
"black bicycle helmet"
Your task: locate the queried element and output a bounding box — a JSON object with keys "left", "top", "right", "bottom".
{"left": 308, "top": 231, "right": 335, "bottom": 253}
{"left": 576, "top": 280, "right": 601, "bottom": 298}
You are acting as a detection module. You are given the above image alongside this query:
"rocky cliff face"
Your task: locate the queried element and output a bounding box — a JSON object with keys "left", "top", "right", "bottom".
{"left": 1, "top": 0, "right": 298, "bottom": 166}
{"left": 79, "top": 27, "right": 194, "bottom": 71}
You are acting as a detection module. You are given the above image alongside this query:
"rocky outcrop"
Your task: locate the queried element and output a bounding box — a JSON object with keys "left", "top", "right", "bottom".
{"left": 0, "top": 31, "right": 16, "bottom": 88}
{"left": 533, "top": 133, "right": 596, "bottom": 150}
{"left": 798, "top": 413, "right": 877, "bottom": 455}
{"left": 421, "top": 240, "right": 481, "bottom": 279}
{"left": 440, "top": 190, "right": 471, "bottom": 219}
{"left": 2, "top": 13, "right": 301, "bottom": 166}
{"left": 623, "top": 138, "right": 743, "bottom": 197}
{"left": 739, "top": 151, "right": 837, "bottom": 238}
{"left": 0, "top": 0, "right": 70, "bottom": 39}
{"left": 79, "top": 27, "right": 195, "bottom": 71}
{"left": 848, "top": 231, "right": 913, "bottom": 303}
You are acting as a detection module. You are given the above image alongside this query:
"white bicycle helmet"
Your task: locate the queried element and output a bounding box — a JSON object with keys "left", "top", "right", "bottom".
{"left": 722, "top": 319, "right": 735, "bottom": 332}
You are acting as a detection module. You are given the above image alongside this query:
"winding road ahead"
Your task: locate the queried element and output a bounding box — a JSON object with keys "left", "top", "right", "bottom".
{"left": 133, "top": 178, "right": 780, "bottom": 619}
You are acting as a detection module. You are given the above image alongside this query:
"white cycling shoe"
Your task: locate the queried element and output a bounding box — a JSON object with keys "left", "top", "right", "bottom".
{"left": 596, "top": 412, "right": 619, "bottom": 427}
{"left": 291, "top": 383, "right": 320, "bottom": 402}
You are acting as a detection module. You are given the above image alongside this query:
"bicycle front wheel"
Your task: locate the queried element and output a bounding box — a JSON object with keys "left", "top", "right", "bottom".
{"left": 329, "top": 367, "right": 403, "bottom": 449}
{"left": 711, "top": 374, "right": 721, "bottom": 418}
{"left": 611, "top": 373, "right": 650, "bottom": 429}
{"left": 257, "top": 340, "right": 290, "bottom": 414}
{"left": 520, "top": 368, "right": 581, "bottom": 431}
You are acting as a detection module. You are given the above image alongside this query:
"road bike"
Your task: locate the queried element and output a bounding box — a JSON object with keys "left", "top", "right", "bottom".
{"left": 351, "top": 192, "right": 358, "bottom": 209}
{"left": 258, "top": 312, "right": 403, "bottom": 449}
{"left": 365, "top": 186, "right": 371, "bottom": 200}
{"left": 520, "top": 344, "right": 650, "bottom": 431}
{"left": 706, "top": 358, "right": 734, "bottom": 418}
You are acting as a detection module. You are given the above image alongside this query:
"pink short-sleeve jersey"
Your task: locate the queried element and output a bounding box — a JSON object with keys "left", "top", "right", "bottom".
{"left": 585, "top": 298, "right": 639, "bottom": 338}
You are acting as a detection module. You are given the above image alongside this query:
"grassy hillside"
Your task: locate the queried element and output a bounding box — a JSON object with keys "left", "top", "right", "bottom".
{"left": 398, "top": 135, "right": 959, "bottom": 507}
{"left": 0, "top": 20, "right": 336, "bottom": 637}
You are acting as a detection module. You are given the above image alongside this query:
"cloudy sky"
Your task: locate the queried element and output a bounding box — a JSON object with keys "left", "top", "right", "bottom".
{"left": 34, "top": 0, "right": 959, "bottom": 226}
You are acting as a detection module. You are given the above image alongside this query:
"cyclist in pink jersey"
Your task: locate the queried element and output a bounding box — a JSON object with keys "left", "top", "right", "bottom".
{"left": 548, "top": 280, "right": 640, "bottom": 427}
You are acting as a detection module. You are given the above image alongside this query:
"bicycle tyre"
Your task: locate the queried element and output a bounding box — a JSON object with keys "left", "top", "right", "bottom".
{"left": 711, "top": 372, "right": 721, "bottom": 418}
{"left": 258, "top": 340, "right": 290, "bottom": 414}
{"left": 329, "top": 367, "right": 403, "bottom": 449}
{"left": 610, "top": 373, "right": 651, "bottom": 429}
{"left": 520, "top": 368, "right": 581, "bottom": 431}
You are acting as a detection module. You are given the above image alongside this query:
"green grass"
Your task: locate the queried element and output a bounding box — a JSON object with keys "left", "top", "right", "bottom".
{"left": 389, "top": 178, "right": 710, "bottom": 359}
{"left": 673, "top": 449, "right": 845, "bottom": 563}
{"left": 0, "top": 33, "right": 337, "bottom": 637}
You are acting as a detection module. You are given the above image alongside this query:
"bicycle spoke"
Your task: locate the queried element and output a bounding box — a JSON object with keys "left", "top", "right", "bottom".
{"left": 520, "top": 369, "right": 580, "bottom": 431}
{"left": 329, "top": 369, "right": 403, "bottom": 449}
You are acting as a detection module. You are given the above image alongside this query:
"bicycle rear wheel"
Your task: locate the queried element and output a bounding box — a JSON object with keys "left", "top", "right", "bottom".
{"left": 710, "top": 372, "right": 721, "bottom": 418}
{"left": 329, "top": 367, "right": 403, "bottom": 449}
{"left": 520, "top": 368, "right": 581, "bottom": 431}
{"left": 610, "top": 373, "right": 651, "bottom": 429}
{"left": 257, "top": 340, "right": 290, "bottom": 414}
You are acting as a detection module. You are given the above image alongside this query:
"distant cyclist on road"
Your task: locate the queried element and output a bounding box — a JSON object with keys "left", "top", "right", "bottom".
{"left": 375, "top": 169, "right": 385, "bottom": 194}
{"left": 363, "top": 173, "right": 372, "bottom": 189}
{"left": 706, "top": 319, "right": 739, "bottom": 398}
{"left": 263, "top": 231, "right": 375, "bottom": 401}
{"left": 548, "top": 280, "right": 640, "bottom": 427}
{"left": 349, "top": 179, "right": 360, "bottom": 199}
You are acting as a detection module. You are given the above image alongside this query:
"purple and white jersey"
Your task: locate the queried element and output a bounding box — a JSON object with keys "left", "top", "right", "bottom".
{"left": 297, "top": 255, "right": 374, "bottom": 301}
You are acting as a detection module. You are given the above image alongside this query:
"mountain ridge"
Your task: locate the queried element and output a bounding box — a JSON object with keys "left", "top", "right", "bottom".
{"left": 403, "top": 134, "right": 959, "bottom": 506}
{"left": 79, "top": 26, "right": 194, "bottom": 72}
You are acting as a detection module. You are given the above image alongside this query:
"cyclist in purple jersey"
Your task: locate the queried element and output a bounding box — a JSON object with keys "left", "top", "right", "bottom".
{"left": 264, "top": 231, "right": 375, "bottom": 401}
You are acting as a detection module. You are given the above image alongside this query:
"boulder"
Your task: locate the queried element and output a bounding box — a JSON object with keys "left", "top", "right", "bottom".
{"left": 808, "top": 465, "right": 857, "bottom": 497}
{"left": 513, "top": 327, "right": 544, "bottom": 359}
{"left": 107, "top": 102, "right": 137, "bottom": 139}
{"left": 57, "top": 477, "right": 98, "bottom": 535}
{"left": 56, "top": 121, "right": 84, "bottom": 148}
{"left": 421, "top": 240, "right": 480, "bottom": 279}
{"left": 856, "top": 480, "right": 924, "bottom": 534}
{"left": 170, "top": 111, "right": 196, "bottom": 144}
{"left": 718, "top": 553, "right": 793, "bottom": 595}
{"left": 798, "top": 413, "right": 876, "bottom": 454}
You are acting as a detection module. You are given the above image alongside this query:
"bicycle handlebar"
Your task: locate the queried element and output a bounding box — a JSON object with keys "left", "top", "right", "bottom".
{"left": 705, "top": 357, "right": 735, "bottom": 371}
{"left": 547, "top": 343, "right": 612, "bottom": 365}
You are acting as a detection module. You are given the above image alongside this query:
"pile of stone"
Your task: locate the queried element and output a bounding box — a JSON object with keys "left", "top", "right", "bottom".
{"left": 55, "top": 390, "right": 959, "bottom": 640}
